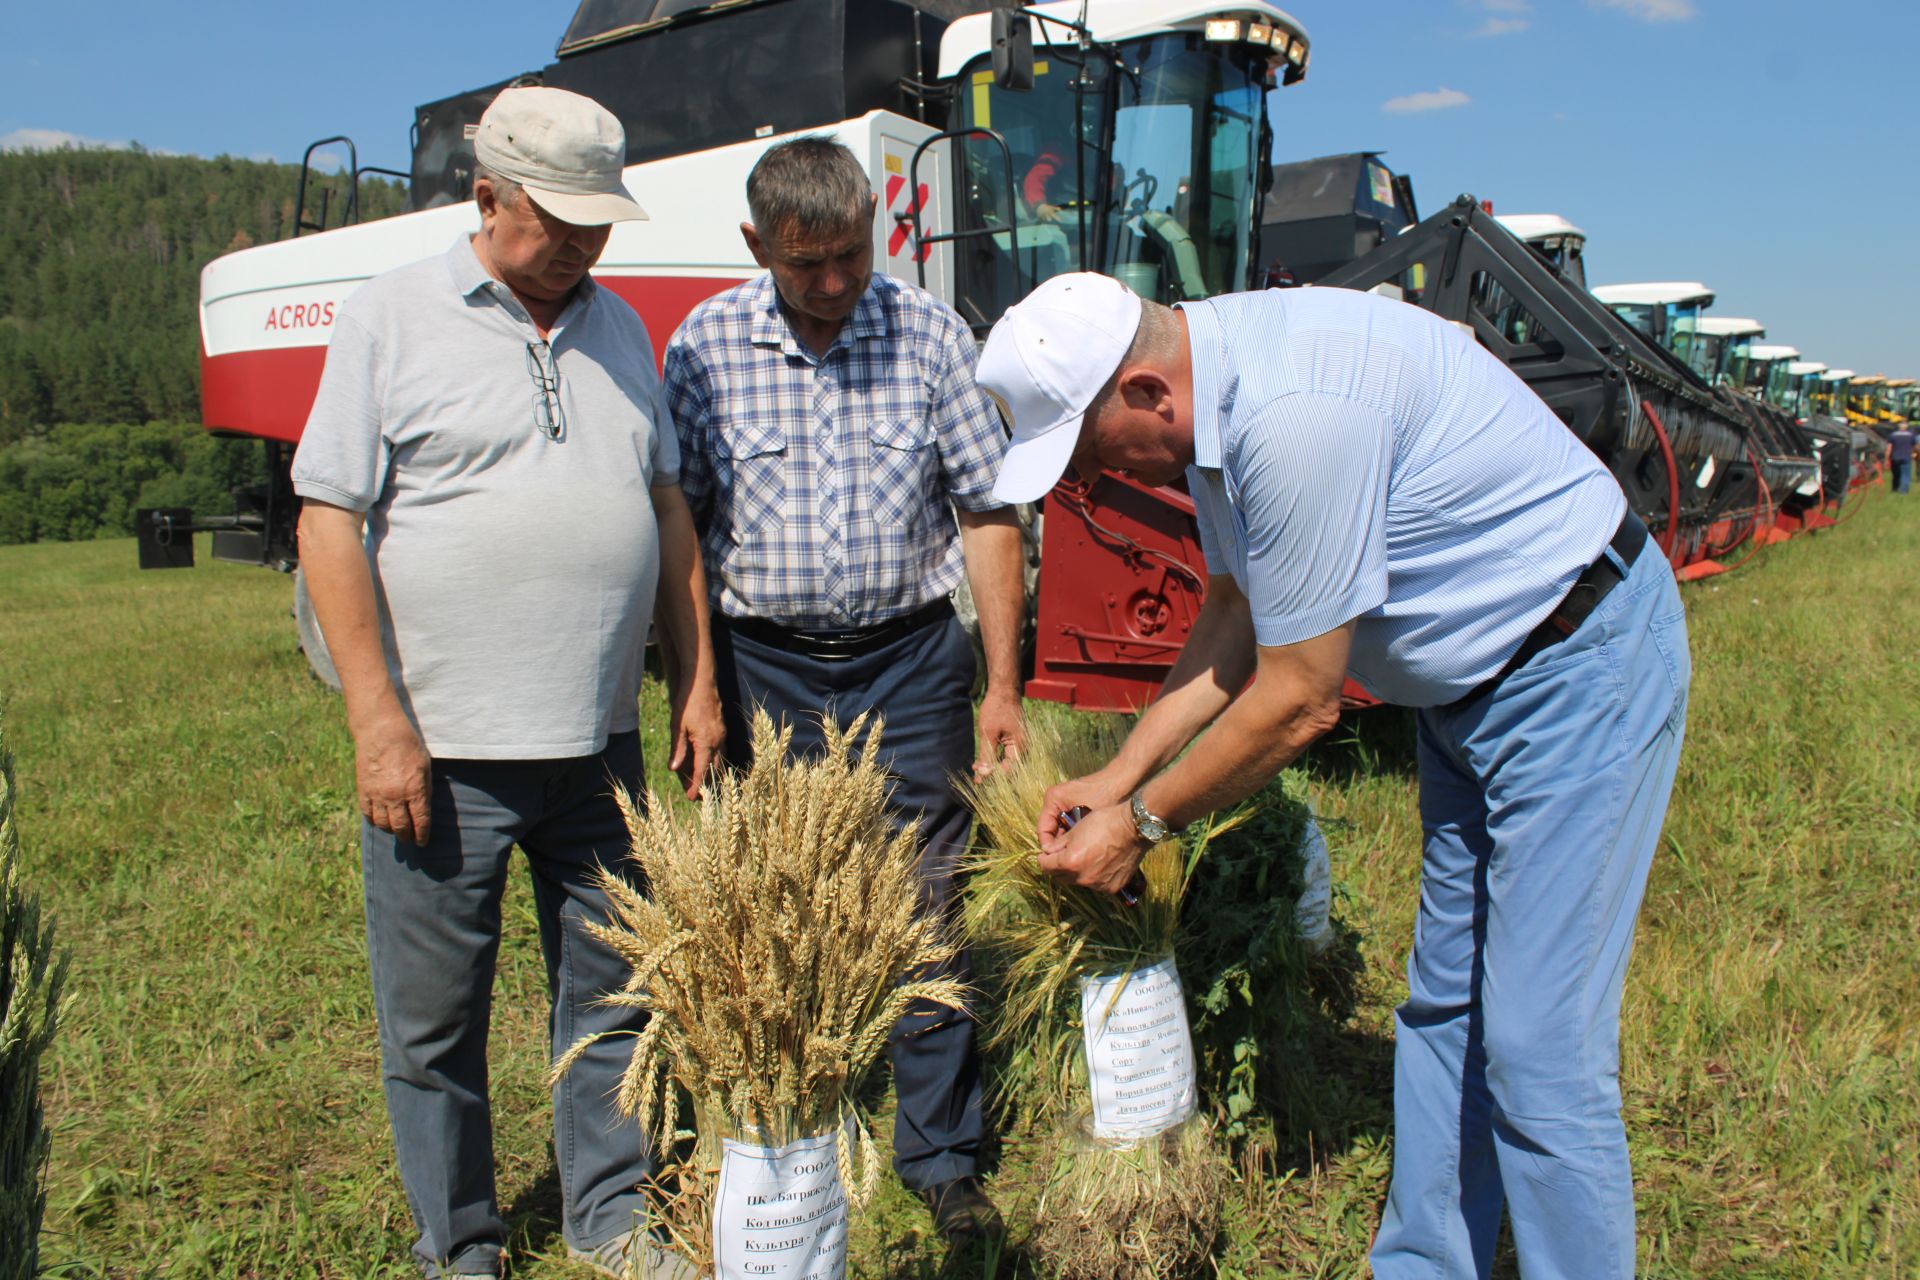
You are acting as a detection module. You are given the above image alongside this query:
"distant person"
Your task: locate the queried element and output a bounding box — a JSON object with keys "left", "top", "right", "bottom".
{"left": 293, "top": 86, "right": 719, "bottom": 1280}
{"left": 1888, "top": 422, "right": 1914, "bottom": 493}
{"left": 663, "top": 135, "right": 1026, "bottom": 1247}
{"left": 981, "top": 274, "right": 1689, "bottom": 1280}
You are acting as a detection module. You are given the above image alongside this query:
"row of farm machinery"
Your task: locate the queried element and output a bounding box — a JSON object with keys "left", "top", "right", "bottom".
{"left": 158, "top": 0, "right": 1905, "bottom": 713}
{"left": 1030, "top": 150, "right": 1899, "bottom": 711}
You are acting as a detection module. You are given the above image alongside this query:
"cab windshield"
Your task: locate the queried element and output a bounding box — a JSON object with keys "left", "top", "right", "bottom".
{"left": 947, "top": 33, "right": 1267, "bottom": 328}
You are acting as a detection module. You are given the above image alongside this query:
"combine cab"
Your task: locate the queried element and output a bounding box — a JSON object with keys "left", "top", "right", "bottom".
{"left": 1495, "top": 213, "right": 1589, "bottom": 288}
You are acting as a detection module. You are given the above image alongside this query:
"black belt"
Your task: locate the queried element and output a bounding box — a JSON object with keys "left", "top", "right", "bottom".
{"left": 717, "top": 598, "right": 953, "bottom": 662}
{"left": 1455, "top": 511, "right": 1649, "bottom": 707}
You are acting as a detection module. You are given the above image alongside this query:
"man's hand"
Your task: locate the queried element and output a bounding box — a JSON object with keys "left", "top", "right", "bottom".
{"left": 355, "top": 713, "right": 433, "bottom": 846}
{"left": 668, "top": 677, "right": 726, "bottom": 800}
{"left": 972, "top": 685, "right": 1027, "bottom": 780}
{"left": 1037, "top": 798, "right": 1149, "bottom": 896}
{"left": 1036, "top": 768, "right": 1133, "bottom": 850}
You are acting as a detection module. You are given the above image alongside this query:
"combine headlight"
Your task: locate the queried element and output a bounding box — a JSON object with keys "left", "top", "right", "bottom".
{"left": 1247, "top": 21, "right": 1273, "bottom": 45}
{"left": 1288, "top": 36, "right": 1308, "bottom": 65}
{"left": 1204, "top": 18, "right": 1243, "bottom": 42}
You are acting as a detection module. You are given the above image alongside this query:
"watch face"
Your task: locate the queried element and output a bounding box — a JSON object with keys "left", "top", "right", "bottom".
{"left": 1131, "top": 794, "right": 1169, "bottom": 842}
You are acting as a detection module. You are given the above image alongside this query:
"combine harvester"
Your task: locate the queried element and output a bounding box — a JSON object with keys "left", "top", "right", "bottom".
{"left": 145, "top": 0, "right": 1888, "bottom": 714}
{"left": 1318, "top": 193, "right": 1819, "bottom": 582}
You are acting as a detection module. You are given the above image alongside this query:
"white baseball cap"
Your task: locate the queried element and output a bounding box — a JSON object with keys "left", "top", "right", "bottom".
{"left": 977, "top": 273, "right": 1142, "bottom": 504}
{"left": 474, "top": 86, "right": 648, "bottom": 225}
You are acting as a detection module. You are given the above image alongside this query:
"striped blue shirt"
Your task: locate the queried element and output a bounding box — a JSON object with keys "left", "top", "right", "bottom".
{"left": 664, "top": 273, "right": 1005, "bottom": 627}
{"left": 1183, "top": 287, "right": 1626, "bottom": 707}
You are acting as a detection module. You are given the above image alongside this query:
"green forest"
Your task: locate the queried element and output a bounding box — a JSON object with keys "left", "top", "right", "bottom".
{"left": 0, "top": 147, "right": 407, "bottom": 543}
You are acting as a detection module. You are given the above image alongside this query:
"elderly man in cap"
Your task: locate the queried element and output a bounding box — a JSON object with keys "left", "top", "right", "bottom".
{"left": 662, "top": 134, "right": 1025, "bottom": 1245}
{"left": 979, "top": 274, "right": 1690, "bottom": 1279}
{"left": 294, "top": 86, "right": 718, "bottom": 1279}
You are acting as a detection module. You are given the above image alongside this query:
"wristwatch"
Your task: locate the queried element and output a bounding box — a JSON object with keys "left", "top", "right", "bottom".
{"left": 1129, "top": 791, "right": 1179, "bottom": 844}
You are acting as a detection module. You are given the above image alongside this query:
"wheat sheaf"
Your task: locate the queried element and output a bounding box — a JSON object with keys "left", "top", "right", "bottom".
{"left": 551, "top": 709, "right": 964, "bottom": 1270}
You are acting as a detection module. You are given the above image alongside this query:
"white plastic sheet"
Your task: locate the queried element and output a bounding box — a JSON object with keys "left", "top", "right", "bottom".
{"left": 1080, "top": 957, "right": 1198, "bottom": 1141}
{"left": 712, "top": 1126, "right": 848, "bottom": 1280}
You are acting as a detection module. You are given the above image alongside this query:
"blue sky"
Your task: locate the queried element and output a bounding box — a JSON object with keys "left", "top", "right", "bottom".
{"left": 2, "top": 0, "right": 1914, "bottom": 376}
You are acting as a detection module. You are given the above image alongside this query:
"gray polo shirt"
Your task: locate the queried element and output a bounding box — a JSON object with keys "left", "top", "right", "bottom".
{"left": 292, "top": 236, "right": 680, "bottom": 759}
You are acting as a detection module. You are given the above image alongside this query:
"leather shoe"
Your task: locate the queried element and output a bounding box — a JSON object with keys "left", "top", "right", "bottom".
{"left": 918, "top": 1175, "right": 1005, "bottom": 1244}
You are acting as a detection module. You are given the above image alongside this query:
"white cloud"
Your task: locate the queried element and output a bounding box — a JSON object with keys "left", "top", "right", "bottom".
{"left": 0, "top": 127, "right": 131, "bottom": 152}
{"left": 1474, "top": 17, "right": 1530, "bottom": 35}
{"left": 1383, "top": 87, "right": 1472, "bottom": 114}
{"left": 307, "top": 149, "right": 346, "bottom": 172}
{"left": 1593, "top": 0, "right": 1696, "bottom": 21}
{"left": 0, "top": 128, "right": 178, "bottom": 157}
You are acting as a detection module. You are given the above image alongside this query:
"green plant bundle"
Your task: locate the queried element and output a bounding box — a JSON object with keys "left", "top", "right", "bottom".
{"left": 0, "top": 712, "right": 67, "bottom": 1280}
{"left": 961, "top": 715, "right": 1246, "bottom": 1278}
{"left": 551, "top": 710, "right": 965, "bottom": 1272}
{"left": 960, "top": 714, "right": 1249, "bottom": 1121}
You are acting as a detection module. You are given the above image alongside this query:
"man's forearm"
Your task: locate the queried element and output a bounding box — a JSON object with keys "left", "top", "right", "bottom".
{"left": 297, "top": 501, "right": 410, "bottom": 734}
{"left": 1140, "top": 622, "right": 1352, "bottom": 830}
{"left": 956, "top": 507, "right": 1025, "bottom": 692}
{"left": 1140, "top": 678, "right": 1328, "bottom": 832}
{"left": 1103, "top": 580, "right": 1257, "bottom": 792}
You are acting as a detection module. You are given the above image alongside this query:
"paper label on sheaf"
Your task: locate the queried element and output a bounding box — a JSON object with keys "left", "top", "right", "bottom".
{"left": 713, "top": 1127, "right": 848, "bottom": 1280}
{"left": 1080, "top": 957, "right": 1198, "bottom": 1140}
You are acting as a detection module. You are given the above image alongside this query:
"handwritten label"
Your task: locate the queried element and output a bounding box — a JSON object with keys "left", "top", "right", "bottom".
{"left": 713, "top": 1127, "right": 848, "bottom": 1280}
{"left": 1080, "top": 957, "right": 1197, "bottom": 1141}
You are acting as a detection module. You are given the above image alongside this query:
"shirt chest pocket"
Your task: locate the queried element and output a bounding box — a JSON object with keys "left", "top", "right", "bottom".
{"left": 867, "top": 416, "right": 934, "bottom": 528}
{"left": 718, "top": 420, "right": 787, "bottom": 533}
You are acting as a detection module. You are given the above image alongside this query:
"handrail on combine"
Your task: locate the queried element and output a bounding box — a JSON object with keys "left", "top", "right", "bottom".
{"left": 904, "top": 127, "right": 1030, "bottom": 323}
{"left": 294, "top": 137, "right": 358, "bottom": 237}
{"left": 292, "top": 138, "right": 410, "bottom": 239}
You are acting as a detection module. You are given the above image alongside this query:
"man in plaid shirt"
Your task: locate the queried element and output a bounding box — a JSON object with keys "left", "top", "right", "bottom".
{"left": 662, "top": 136, "right": 1026, "bottom": 1244}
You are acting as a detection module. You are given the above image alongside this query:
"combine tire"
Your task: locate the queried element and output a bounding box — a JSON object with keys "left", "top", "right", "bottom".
{"left": 292, "top": 567, "right": 342, "bottom": 692}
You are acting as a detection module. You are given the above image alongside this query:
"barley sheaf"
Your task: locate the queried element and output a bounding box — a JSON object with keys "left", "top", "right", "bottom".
{"left": 550, "top": 709, "right": 965, "bottom": 1272}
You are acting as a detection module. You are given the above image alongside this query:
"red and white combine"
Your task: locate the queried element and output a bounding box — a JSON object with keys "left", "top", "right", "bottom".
{"left": 151, "top": 0, "right": 1313, "bottom": 710}
{"left": 150, "top": 0, "right": 1888, "bottom": 713}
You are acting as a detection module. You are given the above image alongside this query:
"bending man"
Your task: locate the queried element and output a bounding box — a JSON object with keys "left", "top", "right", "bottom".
{"left": 979, "top": 273, "right": 1689, "bottom": 1279}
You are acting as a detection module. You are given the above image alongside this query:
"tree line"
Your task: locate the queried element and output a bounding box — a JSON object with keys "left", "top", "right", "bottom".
{"left": 0, "top": 147, "right": 406, "bottom": 544}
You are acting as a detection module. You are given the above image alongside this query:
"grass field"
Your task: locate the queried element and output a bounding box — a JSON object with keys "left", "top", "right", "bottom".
{"left": 2, "top": 489, "right": 1916, "bottom": 1278}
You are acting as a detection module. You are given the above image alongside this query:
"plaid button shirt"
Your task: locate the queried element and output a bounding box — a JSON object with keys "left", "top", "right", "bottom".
{"left": 663, "top": 273, "right": 1006, "bottom": 627}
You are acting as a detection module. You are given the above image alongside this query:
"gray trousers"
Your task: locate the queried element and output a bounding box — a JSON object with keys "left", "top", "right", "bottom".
{"left": 361, "top": 731, "right": 653, "bottom": 1277}
{"left": 712, "top": 608, "right": 986, "bottom": 1191}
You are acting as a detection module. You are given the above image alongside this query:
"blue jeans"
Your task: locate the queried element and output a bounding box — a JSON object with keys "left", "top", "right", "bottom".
{"left": 1892, "top": 459, "right": 1911, "bottom": 493}
{"left": 1371, "top": 544, "right": 1691, "bottom": 1279}
{"left": 711, "top": 608, "right": 985, "bottom": 1191}
{"left": 361, "top": 731, "right": 654, "bottom": 1277}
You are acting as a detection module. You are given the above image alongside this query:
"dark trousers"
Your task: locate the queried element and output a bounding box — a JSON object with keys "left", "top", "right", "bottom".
{"left": 1892, "top": 459, "right": 1911, "bottom": 494}
{"left": 712, "top": 609, "right": 985, "bottom": 1191}
{"left": 361, "top": 732, "right": 655, "bottom": 1277}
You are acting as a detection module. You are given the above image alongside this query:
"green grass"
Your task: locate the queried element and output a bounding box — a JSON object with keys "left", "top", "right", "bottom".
{"left": 2, "top": 489, "right": 1916, "bottom": 1277}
